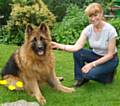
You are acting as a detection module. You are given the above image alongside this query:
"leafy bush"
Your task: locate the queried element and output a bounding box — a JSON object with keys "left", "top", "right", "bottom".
{"left": 52, "top": 4, "right": 88, "bottom": 44}
{"left": 43, "top": 0, "right": 112, "bottom": 21}
{"left": 108, "top": 18, "right": 120, "bottom": 47}
{"left": 43, "top": 0, "right": 93, "bottom": 21}
{"left": 0, "top": 0, "right": 56, "bottom": 45}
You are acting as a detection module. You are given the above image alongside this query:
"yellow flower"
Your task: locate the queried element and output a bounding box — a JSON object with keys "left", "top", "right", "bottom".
{"left": 0, "top": 80, "right": 7, "bottom": 85}
{"left": 15, "top": 21, "right": 20, "bottom": 26}
{"left": 33, "top": 4, "right": 39, "bottom": 11}
{"left": 8, "top": 85, "right": 16, "bottom": 91}
{"left": 16, "top": 81, "right": 23, "bottom": 88}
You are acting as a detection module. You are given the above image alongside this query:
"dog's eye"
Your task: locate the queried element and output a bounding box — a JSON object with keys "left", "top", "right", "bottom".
{"left": 40, "top": 37, "right": 43, "bottom": 40}
{"left": 31, "top": 37, "right": 37, "bottom": 43}
{"left": 33, "top": 37, "right": 37, "bottom": 41}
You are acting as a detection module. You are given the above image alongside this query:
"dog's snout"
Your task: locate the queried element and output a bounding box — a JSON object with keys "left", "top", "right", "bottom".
{"left": 38, "top": 46, "right": 44, "bottom": 50}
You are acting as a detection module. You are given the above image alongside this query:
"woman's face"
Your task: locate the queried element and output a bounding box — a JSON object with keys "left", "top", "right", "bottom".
{"left": 88, "top": 12, "right": 103, "bottom": 26}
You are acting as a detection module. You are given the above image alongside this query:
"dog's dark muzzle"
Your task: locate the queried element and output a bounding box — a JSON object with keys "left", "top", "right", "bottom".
{"left": 37, "top": 46, "right": 44, "bottom": 55}
{"left": 31, "top": 40, "right": 46, "bottom": 56}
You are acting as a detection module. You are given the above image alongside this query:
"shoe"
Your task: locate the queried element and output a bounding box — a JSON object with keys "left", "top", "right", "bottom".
{"left": 73, "top": 79, "right": 89, "bottom": 87}
{"left": 104, "top": 71, "right": 115, "bottom": 84}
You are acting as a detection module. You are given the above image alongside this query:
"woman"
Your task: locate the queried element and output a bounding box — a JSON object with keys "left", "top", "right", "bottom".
{"left": 51, "top": 3, "right": 119, "bottom": 87}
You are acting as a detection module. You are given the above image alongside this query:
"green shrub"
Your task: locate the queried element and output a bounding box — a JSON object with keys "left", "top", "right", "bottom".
{"left": 43, "top": 0, "right": 93, "bottom": 21}
{"left": 52, "top": 4, "right": 88, "bottom": 44}
{"left": 43, "top": 0, "right": 112, "bottom": 21}
{"left": 108, "top": 18, "right": 120, "bottom": 47}
{"left": 0, "top": 0, "right": 56, "bottom": 45}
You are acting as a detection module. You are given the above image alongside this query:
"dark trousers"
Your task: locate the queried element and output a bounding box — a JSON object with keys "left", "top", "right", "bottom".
{"left": 73, "top": 49, "right": 119, "bottom": 83}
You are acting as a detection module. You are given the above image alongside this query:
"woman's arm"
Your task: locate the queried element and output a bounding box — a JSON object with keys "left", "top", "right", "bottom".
{"left": 92, "top": 37, "right": 116, "bottom": 66}
{"left": 51, "top": 32, "right": 87, "bottom": 52}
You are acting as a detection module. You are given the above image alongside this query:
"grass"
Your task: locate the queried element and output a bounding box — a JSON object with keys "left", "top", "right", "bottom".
{"left": 0, "top": 44, "right": 120, "bottom": 106}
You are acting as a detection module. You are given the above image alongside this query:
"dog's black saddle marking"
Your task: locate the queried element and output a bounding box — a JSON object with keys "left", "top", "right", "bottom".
{"left": 1, "top": 53, "right": 20, "bottom": 77}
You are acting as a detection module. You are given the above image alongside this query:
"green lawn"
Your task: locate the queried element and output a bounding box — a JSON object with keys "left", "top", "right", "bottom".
{"left": 0, "top": 44, "right": 120, "bottom": 106}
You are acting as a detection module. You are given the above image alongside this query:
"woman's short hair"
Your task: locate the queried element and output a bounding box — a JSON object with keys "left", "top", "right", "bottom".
{"left": 85, "top": 3, "right": 103, "bottom": 16}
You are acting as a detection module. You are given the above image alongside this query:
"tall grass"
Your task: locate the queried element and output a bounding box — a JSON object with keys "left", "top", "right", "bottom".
{"left": 0, "top": 44, "right": 120, "bottom": 106}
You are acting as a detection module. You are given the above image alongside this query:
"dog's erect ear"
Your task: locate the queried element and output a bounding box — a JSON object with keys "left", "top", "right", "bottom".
{"left": 39, "top": 23, "right": 48, "bottom": 34}
{"left": 26, "top": 24, "right": 33, "bottom": 35}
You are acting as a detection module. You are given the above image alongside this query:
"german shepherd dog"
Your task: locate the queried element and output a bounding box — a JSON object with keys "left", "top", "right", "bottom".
{"left": 1, "top": 23, "right": 75, "bottom": 105}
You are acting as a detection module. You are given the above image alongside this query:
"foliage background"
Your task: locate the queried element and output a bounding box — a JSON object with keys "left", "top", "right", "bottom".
{"left": 43, "top": 0, "right": 112, "bottom": 21}
{"left": 108, "top": 18, "right": 120, "bottom": 47}
{"left": 52, "top": 4, "right": 88, "bottom": 44}
{"left": 0, "top": 0, "right": 120, "bottom": 47}
{"left": 0, "top": 0, "right": 11, "bottom": 25}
